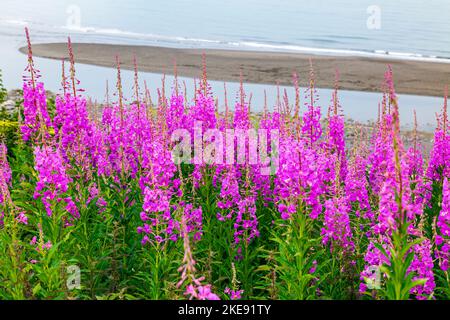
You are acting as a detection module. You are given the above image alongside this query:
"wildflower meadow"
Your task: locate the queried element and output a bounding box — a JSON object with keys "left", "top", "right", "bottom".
{"left": 0, "top": 29, "right": 449, "bottom": 301}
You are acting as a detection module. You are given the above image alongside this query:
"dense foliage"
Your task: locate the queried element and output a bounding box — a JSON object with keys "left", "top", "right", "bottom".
{"left": 0, "top": 29, "right": 449, "bottom": 300}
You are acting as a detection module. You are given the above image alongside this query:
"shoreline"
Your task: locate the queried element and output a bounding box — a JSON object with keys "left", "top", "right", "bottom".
{"left": 19, "top": 43, "right": 450, "bottom": 97}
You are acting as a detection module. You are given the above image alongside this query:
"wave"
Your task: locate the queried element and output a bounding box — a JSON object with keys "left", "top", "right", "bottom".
{"left": 58, "top": 26, "right": 450, "bottom": 64}
{"left": 62, "top": 25, "right": 224, "bottom": 45}
{"left": 231, "top": 42, "right": 450, "bottom": 63}
{"left": 3, "top": 18, "right": 450, "bottom": 64}
{"left": 0, "top": 18, "right": 29, "bottom": 26}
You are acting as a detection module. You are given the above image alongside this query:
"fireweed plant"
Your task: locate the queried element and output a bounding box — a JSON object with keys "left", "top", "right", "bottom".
{"left": 0, "top": 29, "right": 449, "bottom": 300}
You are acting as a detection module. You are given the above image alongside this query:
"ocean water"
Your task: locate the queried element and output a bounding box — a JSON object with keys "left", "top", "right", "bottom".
{"left": 0, "top": 0, "right": 448, "bottom": 130}
{"left": 2, "top": 0, "right": 450, "bottom": 60}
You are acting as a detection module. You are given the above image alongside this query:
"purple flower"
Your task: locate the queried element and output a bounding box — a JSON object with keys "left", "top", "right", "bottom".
{"left": 321, "top": 198, "right": 354, "bottom": 253}
{"left": 408, "top": 239, "right": 436, "bottom": 299}
{"left": 34, "top": 145, "right": 75, "bottom": 218}
{"left": 21, "top": 81, "right": 53, "bottom": 142}
{"left": 436, "top": 178, "right": 450, "bottom": 270}
{"left": 224, "top": 287, "right": 244, "bottom": 300}
{"left": 16, "top": 211, "right": 28, "bottom": 225}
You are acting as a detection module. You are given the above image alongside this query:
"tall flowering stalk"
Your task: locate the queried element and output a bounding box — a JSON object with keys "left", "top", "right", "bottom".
{"left": 0, "top": 150, "right": 11, "bottom": 208}
{"left": 177, "top": 209, "right": 219, "bottom": 300}
{"left": 426, "top": 88, "right": 449, "bottom": 182}
{"left": 138, "top": 124, "right": 177, "bottom": 245}
{"left": 325, "top": 72, "right": 347, "bottom": 183}
{"left": 55, "top": 39, "right": 96, "bottom": 177}
{"left": 406, "top": 111, "right": 427, "bottom": 213}
{"left": 0, "top": 143, "right": 12, "bottom": 207}
{"left": 33, "top": 144, "right": 78, "bottom": 220}
{"left": 0, "top": 143, "right": 29, "bottom": 299}
{"left": 436, "top": 178, "right": 450, "bottom": 271}
{"left": 270, "top": 66, "right": 329, "bottom": 299}
{"left": 301, "top": 62, "right": 322, "bottom": 147}
{"left": 361, "top": 68, "right": 434, "bottom": 300}
{"left": 21, "top": 28, "right": 52, "bottom": 143}
{"left": 345, "top": 141, "right": 372, "bottom": 222}
{"left": 321, "top": 196, "right": 354, "bottom": 254}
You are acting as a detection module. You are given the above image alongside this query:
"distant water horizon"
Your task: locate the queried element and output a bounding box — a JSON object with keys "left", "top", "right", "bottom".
{"left": 0, "top": 0, "right": 448, "bottom": 130}
{"left": 1, "top": 0, "right": 450, "bottom": 61}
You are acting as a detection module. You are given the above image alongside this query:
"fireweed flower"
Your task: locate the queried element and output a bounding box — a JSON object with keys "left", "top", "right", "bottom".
{"left": 186, "top": 83, "right": 218, "bottom": 188}
{"left": 166, "top": 93, "right": 187, "bottom": 135}
{"left": 21, "top": 29, "right": 53, "bottom": 142}
{"left": 56, "top": 93, "right": 96, "bottom": 171}
{"left": 216, "top": 171, "right": 261, "bottom": 257}
{"left": 436, "top": 178, "right": 450, "bottom": 271}
{"left": 321, "top": 197, "right": 354, "bottom": 253}
{"left": 253, "top": 111, "right": 281, "bottom": 201}
{"left": 15, "top": 211, "right": 28, "bottom": 225}
{"left": 275, "top": 136, "right": 327, "bottom": 220}
{"left": 374, "top": 166, "right": 399, "bottom": 235}
{"left": 408, "top": 239, "right": 436, "bottom": 299}
{"left": 224, "top": 287, "right": 244, "bottom": 300}
{"left": 233, "top": 191, "right": 259, "bottom": 247}
{"left": 189, "top": 88, "right": 217, "bottom": 132}
{"left": 406, "top": 143, "right": 427, "bottom": 210}
{"left": 309, "top": 260, "right": 318, "bottom": 274}
{"left": 0, "top": 144, "right": 29, "bottom": 226}
{"left": 361, "top": 69, "right": 433, "bottom": 298}
{"left": 103, "top": 104, "right": 140, "bottom": 178}
{"left": 53, "top": 94, "right": 66, "bottom": 131}
{"left": 324, "top": 75, "right": 347, "bottom": 182}
{"left": 426, "top": 93, "right": 449, "bottom": 181}
{"left": 368, "top": 112, "right": 395, "bottom": 195}
{"left": 138, "top": 136, "right": 177, "bottom": 245}
{"left": 345, "top": 152, "right": 373, "bottom": 221}
{"left": 63, "top": 197, "right": 80, "bottom": 220}
{"left": 217, "top": 169, "right": 240, "bottom": 221}
{"left": 369, "top": 81, "right": 421, "bottom": 237}
{"left": 233, "top": 101, "right": 251, "bottom": 131}
{"left": 38, "top": 241, "right": 53, "bottom": 253}
{"left": 0, "top": 144, "right": 12, "bottom": 226}
{"left": 300, "top": 154, "right": 329, "bottom": 219}
{"left": 102, "top": 60, "right": 156, "bottom": 179}
{"left": 91, "top": 123, "right": 111, "bottom": 177}
{"left": 85, "top": 183, "right": 107, "bottom": 213}
{"left": 21, "top": 81, "right": 53, "bottom": 142}
{"left": 31, "top": 223, "right": 53, "bottom": 255}
{"left": 0, "top": 143, "right": 11, "bottom": 192}
{"left": 138, "top": 186, "right": 175, "bottom": 244}
{"left": 183, "top": 203, "right": 203, "bottom": 241}
{"left": 138, "top": 137, "right": 177, "bottom": 244}
{"left": 302, "top": 65, "right": 322, "bottom": 147}
{"left": 367, "top": 75, "right": 402, "bottom": 197}
{"left": 426, "top": 127, "right": 450, "bottom": 181}
{"left": 125, "top": 103, "right": 156, "bottom": 173}
{"left": 359, "top": 237, "right": 390, "bottom": 294}
{"left": 185, "top": 284, "right": 220, "bottom": 300}
{"left": 302, "top": 104, "right": 322, "bottom": 147}
{"left": 33, "top": 145, "right": 77, "bottom": 218}
{"left": 177, "top": 211, "right": 220, "bottom": 300}
{"left": 373, "top": 147, "right": 422, "bottom": 236}
{"left": 325, "top": 112, "right": 347, "bottom": 182}
{"left": 86, "top": 184, "right": 99, "bottom": 205}
{"left": 275, "top": 136, "right": 302, "bottom": 218}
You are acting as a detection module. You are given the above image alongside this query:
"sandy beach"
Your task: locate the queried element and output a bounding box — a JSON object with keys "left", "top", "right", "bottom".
{"left": 20, "top": 43, "right": 450, "bottom": 97}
